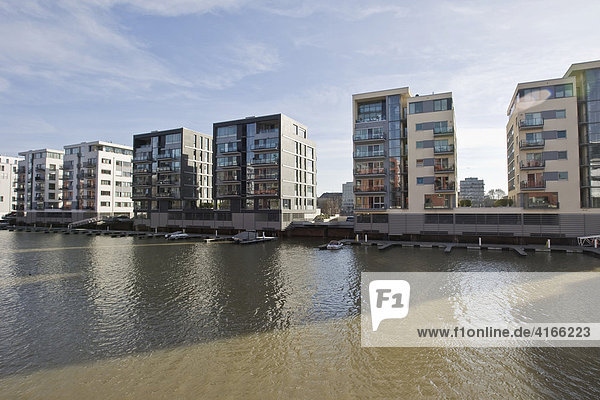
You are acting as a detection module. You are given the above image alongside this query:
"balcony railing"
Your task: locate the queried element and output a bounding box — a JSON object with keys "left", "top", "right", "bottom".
{"left": 251, "top": 189, "right": 278, "bottom": 195}
{"left": 157, "top": 180, "right": 179, "bottom": 185}
{"left": 434, "top": 144, "right": 454, "bottom": 154}
{"left": 356, "top": 116, "right": 385, "bottom": 123}
{"left": 157, "top": 151, "right": 178, "bottom": 160}
{"left": 520, "top": 180, "right": 546, "bottom": 189}
{"left": 354, "top": 185, "right": 386, "bottom": 193}
{"left": 133, "top": 154, "right": 153, "bottom": 162}
{"left": 519, "top": 118, "right": 544, "bottom": 129}
{"left": 257, "top": 128, "right": 280, "bottom": 135}
{"left": 434, "top": 182, "right": 456, "bottom": 192}
{"left": 249, "top": 158, "right": 279, "bottom": 165}
{"left": 34, "top": 176, "right": 45, "bottom": 181}
{"left": 134, "top": 168, "right": 152, "bottom": 174}
{"left": 157, "top": 166, "right": 179, "bottom": 172}
{"left": 520, "top": 160, "right": 545, "bottom": 169}
{"left": 433, "top": 126, "right": 454, "bottom": 135}
{"left": 434, "top": 164, "right": 455, "bottom": 173}
{"left": 248, "top": 173, "right": 279, "bottom": 180}
{"left": 250, "top": 143, "right": 278, "bottom": 151}
{"left": 354, "top": 168, "right": 386, "bottom": 175}
{"left": 519, "top": 139, "right": 545, "bottom": 149}
{"left": 353, "top": 132, "right": 385, "bottom": 142}
{"left": 35, "top": 166, "right": 45, "bottom": 172}
{"left": 156, "top": 192, "right": 178, "bottom": 198}
{"left": 353, "top": 150, "right": 385, "bottom": 158}
{"left": 83, "top": 161, "right": 97, "bottom": 168}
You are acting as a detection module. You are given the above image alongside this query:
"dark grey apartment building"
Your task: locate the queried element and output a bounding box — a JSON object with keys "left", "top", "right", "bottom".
{"left": 459, "top": 177, "right": 485, "bottom": 206}
{"left": 132, "top": 128, "right": 212, "bottom": 226}
{"left": 213, "top": 114, "right": 318, "bottom": 230}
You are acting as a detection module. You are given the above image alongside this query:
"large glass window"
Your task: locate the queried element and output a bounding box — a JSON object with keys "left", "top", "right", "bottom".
{"left": 357, "top": 101, "right": 384, "bottom": 122}
{"left": 409, "top": 102, "right": 423, "bottom": 114}
{"left": 216, "top": 125, "right": 237, "bottom": 139}
{"left": 434, "top": 98, "right": 451, "bottom": 111}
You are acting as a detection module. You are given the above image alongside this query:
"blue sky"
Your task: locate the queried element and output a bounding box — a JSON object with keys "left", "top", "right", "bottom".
{"left": 1, "top": 0, "right": 598, "bottom": 195}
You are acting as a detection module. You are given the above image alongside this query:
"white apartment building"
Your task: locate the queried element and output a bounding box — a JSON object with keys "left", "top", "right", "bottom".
{"left": 63, "top": 141, "right": 134, "bottom": 218}
{"left": 0, "top": 155, "right": 21, "bottom": 216}
{"left": 17, "top": 149, "right": 64, "bottom": 211}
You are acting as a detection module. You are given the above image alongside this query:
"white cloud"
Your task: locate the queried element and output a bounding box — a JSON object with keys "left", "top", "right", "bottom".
{"left": 0, "top": 77, "right": 9, "bottom": 92}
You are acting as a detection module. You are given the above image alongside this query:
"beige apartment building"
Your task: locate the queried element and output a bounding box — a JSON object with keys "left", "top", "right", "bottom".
{"left": 352, "top": 88, "right": 457, "bottom": 214}
{"left": 507, "top": 60, "right": 600, "bottom": 212}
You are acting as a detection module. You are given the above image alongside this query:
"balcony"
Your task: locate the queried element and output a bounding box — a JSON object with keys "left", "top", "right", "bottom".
{"left": 251, "top": 189, "right": 278, "bottom": 196}
{"left": 434, "top": 164, "right": 455, "bottom": 173}
{"left": 354, "top": 185, "right": 386, "bottom": 193}
{"left": 434, "top": 144, "right": 454, "bottom": 154}
{"left": 83, "top": 161, "right": 97, "bottom": 168}
{"left": 35, "top": 166, "right": 45, "bottom": 172}
{"left": 132, "top": 190, "right": 151, "bottom": 198}
{"left": 520, "top": 160, "right": 545, "bottom": 170}
{"left": 248, "top": 173, "right": 279, "bottom": 181}
{"left": 433, "top": 126, "right": 454, "bottom": 136}
{"left": 249, "top": 158, "right": 279, "bottom": 166}
{"left": 353, "top": 132, "right": 385, "bottom": 142}
{"left": 63, "top": 163, "right": 74, "bottom": 170}
{"left": 519, "top": 139, "right": 545, "bottom": 149}
{"left": 34, "top": 175, "right": 45, "bottom": 181}
{"left": 353, "top": 150, "right": 385, "bottom": 159}
{"left": 219, "top": 146, "right": 241, "bottom": 154}
{"left": 519, "top": 118, "right": 544, "bottom": 129}
{"left": 257, "top": 128, "right": 279, "bottom": 135}
{"left": 157, "top": 151, "right": 178, "bottom": 160}
{"left": 157, "top": 180, "right": 179, "bottom": 186}
{"left": 354, "top": 168, "right": 386, "bottom": 176}
{"left": 156, "top": 192, "right": 178, "bottom": 198}
{"left": 157, "top": 166, "right": 178, "bottom": 173}
{"left": 355, "top": 116, "right": 385, "bottom": 124}
{"left": 250, "top": 143, "right": 278, "bottom": 151}
{"left": 434, "top": 182, "right": 456, "bottom": 192}
{"left": 133, "top": 154, "right": 153, "bottom": 162}
{"left": 520, "top": 180, "right": 546, "bottom": 190}
{"left": 34, "top": 185, "right": 45, "bottom": 191}
{"left": 133, "top": 167, "right": 152, "bottom": 174}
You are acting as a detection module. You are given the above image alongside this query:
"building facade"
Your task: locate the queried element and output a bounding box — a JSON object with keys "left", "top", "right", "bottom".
{"left": 341, "top": 181, "right": 354, "bottom": 214}
{"left": 213, "top": 114, "right": 317, "bottom": 230}
{"left": 0, "top": 155, "right": 21, "bottom": 216}
{"left": 564, "top": 60, "right": 600, "bottom": 208}
{"left": 63, "top": 141, "right": 134, "bottom": 218}
{"left": 17, "top": 149, "right": 64, "bottom": 212}
{"left": 132, "top": 128, "right": 213, "bottom": 226}
{"left": 352, "top": 88, "right": 457, "bottom": 213}
{"left": 459, "top": 177, "right": 485, "bottom": 206}
{"left": 507, "top": 68, "right": 584, "bottom": 211}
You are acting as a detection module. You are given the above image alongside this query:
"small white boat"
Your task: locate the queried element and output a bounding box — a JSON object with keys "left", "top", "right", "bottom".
{"left": 165, "top": 231, "right": 182, "bottom": 239}
{"left": 326, "top": 240, "right": 343, "bottom": 250}
{"left": 168, "top": 232, "right": 189, "bottom": 240}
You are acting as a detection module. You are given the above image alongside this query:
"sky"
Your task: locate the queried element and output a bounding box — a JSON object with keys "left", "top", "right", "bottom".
{"left": 1, "top": 0, "right": 599, "bottom": 195}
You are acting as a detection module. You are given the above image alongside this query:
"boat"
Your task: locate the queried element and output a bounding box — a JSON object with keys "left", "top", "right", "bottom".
{"left": 326, "top": 240, "right": 343, "bottom": 250}
{"left": 165, "top": 231, "right": 182, "bottom": 239}
{"left": 167, "top": 232, "right": 189, "bottom": 240}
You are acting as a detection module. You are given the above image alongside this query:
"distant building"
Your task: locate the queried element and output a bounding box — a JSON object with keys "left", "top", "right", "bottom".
{"left": 132, "top": 128, "right": 213, "bottom": 224}
{"left": 17, "top": 149, "right": 64, "bottom": 212}
{"left": 459, "top": 177, "right": 485, "bottom": 206}
{"left": 317, "top": 192, "right": 342, "bottom": 215}
{"left": 63, "top": 141, "right": 134, "bottom": 217}
{"left": 213, "top": 113, "right": 317, "bottom": 230}
{"left": 0, "top": 155, "right": 21, "bottom": 216}
{"left": 342, "top": 181, "right": 354, "bottom": 213}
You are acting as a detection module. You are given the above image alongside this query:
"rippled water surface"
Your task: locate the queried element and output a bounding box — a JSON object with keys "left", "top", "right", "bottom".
{"left": 1, "top": 231, "right": 600, "bottom": 399}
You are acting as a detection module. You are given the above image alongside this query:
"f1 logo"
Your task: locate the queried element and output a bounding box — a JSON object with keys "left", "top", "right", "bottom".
{"left": 369, "top": 280, "right": 410, "bottom": 331}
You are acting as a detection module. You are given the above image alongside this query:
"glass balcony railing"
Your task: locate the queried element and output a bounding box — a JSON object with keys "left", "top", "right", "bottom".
{"left": 434, "top": 182, "right": 456, "bottom": 192}
{"left": 519, "top": 118, "right": 544, "bottom": 128}
{"left": 249, "top": 158, "right": 279, "bottom": 165}
{"left": 354, "top": 185, "right": 386, "bottom": 192}
{"left": 354, "top": 168, "right": 386, "bottom": 175}
{"left": 250, "top": 143, "right": 278, "bottom": 151}
{"left": 520, "top": 160, "right": 545, "bottom": 169}
{"left": 520, "top": 180, "right": 546, "bottom": 189}
{"left": 434, "top": 144, "right": 454, "bottom": 154}
{"left": 353, "top": 150, "right": 385, "bottom": 158}
{"left": 433, "top": 126, "right": 454, "bottom": 135}
{"left": 519, "top": 139, "right": 545, "bottom": 149}
{"left": 353, "top": 132, "right": 385, "bottom": 141}
{"left": 434, "top": 164, "right": 455, "bottom": 173}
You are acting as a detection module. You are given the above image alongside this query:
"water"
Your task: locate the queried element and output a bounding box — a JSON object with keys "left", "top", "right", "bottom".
{"left": 1, "top": 231, "right": 600, "bottom": 398}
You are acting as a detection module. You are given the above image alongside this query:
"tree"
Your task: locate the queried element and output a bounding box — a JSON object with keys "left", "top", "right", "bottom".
{"left": 459, "top": 199, "right": 472, "bottom": 207}
{"left": 487, "top": 189, "right": 506, "bottom": 200}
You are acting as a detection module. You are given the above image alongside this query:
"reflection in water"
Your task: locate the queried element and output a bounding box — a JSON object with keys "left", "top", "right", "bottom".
{"left": 0, "top": 232, "right": 600, "bottom": 398}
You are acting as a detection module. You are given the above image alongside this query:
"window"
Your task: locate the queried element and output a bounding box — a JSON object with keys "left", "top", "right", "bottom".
{"left": 101, "top": 201, "right": 110, "bottom": 207}
{"left": 101, "top": 169, "right": 111, "bottom": 174}
{"left": 101, "top": 180, "right": 111, "bottom": 185}
{"left": 409, "top": 102, "right": 423, "bottom": 114}
{"left": 417, "top": 177, "right": 424, "bottom": 184}
{"left": 558, "top": 172, "right": 568, "bottom": 180}
{"left": 101, "top": 190, "right": 110, "bottom": 196}
{"left": 556, "top": 110, "right": 566, "bottom": 119}
{"left": 283, "top": 199, "right": 291, "bottom": 209}
{"left": 558, "top": 151, "right": 568, "bottom": 160}
{"left": 102, "top": 158, "right": 111, "bottom": 164}
{"left": 165, "top": 133, "right": 181, "bottom": 144}
{"left": 557, "top": 130, "right": 567, "bottom": 139}
{"left": 357, "top": 101, "right": 384, "bottom": 122}
{"left": 416, "top": 141, "right": 424, "bottom": 149}
{"left": 433, "top": 99, "right": 448, "bottom": 111}
{"left": 555, "top": 84, "right": 573, "bottom": 98}
{"left": 416, "top": 159, "right": 424, "bottom": 167}
{"left": 416, "top": 123, "right": 425, "bottom": 131}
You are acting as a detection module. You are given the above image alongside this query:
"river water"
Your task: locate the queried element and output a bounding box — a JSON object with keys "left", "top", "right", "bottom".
{"left": 1, "top": 231, "right": 599, "bottom": 399}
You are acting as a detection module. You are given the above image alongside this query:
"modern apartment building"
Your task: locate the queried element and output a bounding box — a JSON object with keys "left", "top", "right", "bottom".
{"left": 213, "top": 114, "right": 317, "bottom": 230}
{"left": 341, "top": 181, "right": 354, "bottom": 214}
{"left": 17, "top": 149, "right": 64, "bottom": 212}
{"left": 459, "top": 177, "right": 485, "bottom": 206}
{"left": 564, "top": 60, "right": 600, "bottom": 208}
{"left": 63, "top": 141, "right": 134, "bottom": 218}
{"left": 506, "top": 70, "right": 581, "bottom": 210}
{"left": 132, "top": 128, "right": 212, "bottom": 225}
{"left": 0, "top": 155, "right": 21, "bottom": 216}
{"left": 352, "top": 88, "right": 457, "bottom": 212}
